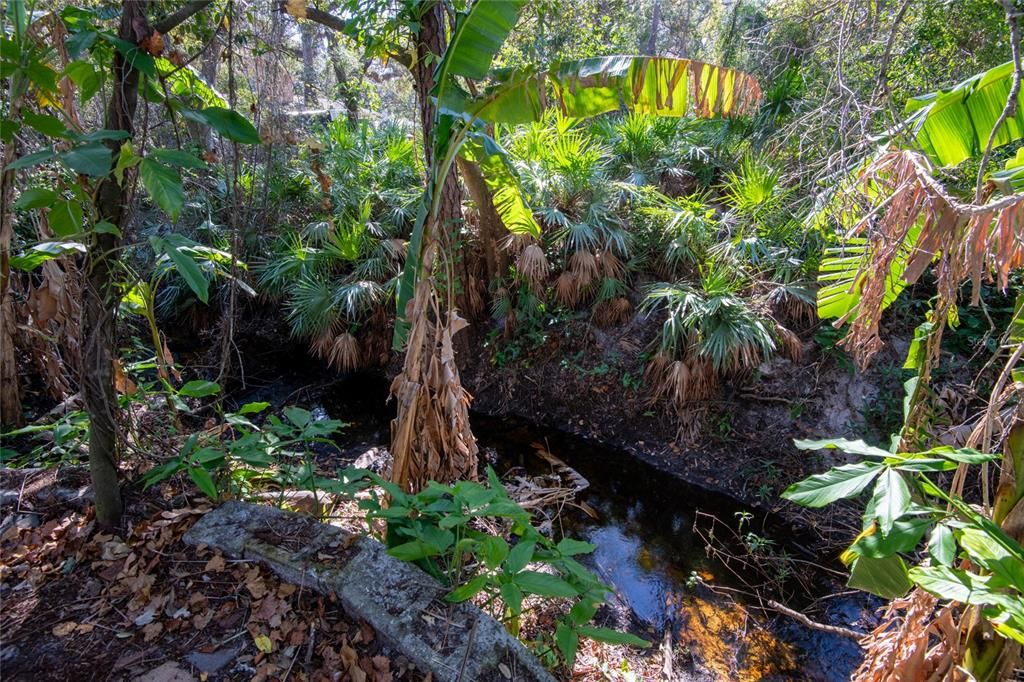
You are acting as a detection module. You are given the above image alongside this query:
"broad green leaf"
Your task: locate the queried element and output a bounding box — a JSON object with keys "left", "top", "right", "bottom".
{"left": 189, "top": 466, "right": 218, "bottom": 500}
{"left": 927, "top": 524, "right": 957, "bottom": 566}
{"left": 48, "top": 200, "right": 84, "bottom": 237}
{"left": 794, "top": 438, "right": 893, "bottom": 458}
{"left": 178, "top": 380, "right": 220, "bottom": 398}
{"left": 72, "top": 129, "right": 131, "bottom": 143}
{"left": 149, "top": 148, "right": 206, "bottom": 169}
{"left": 108, "top": 36, "right": 156, "bottom": 77}
{"left": 139, "top": 158, "right": 184, "bottom": 220}
{"left": 283, "top": 406, "right": 311, "bottom": 428}
{"left": 869, "top": 468, "right": 911, "bottom": 534}
{"left": 576, "top": 626, "right": 651, "bottom": 647}
{"left": 445, "top": 575, "right": 488, "bottom": 603}
{"left": 463, "top": 133, "right": 542, "bottom": 238}
{"left": 60, "top": 142, "right": 112, "bottom": 176}
{"left": 959, "top": 527, "right": 1024, "bottom": 592}
{"left": 238, "top": 401, "right": 270, "bottom": 414}
{"left": 23, "top": 111, "right": 67, "bottom": 137}
{"left": 909, "top": 564, "right": 977, "bottom": 603}
{"left": 781, "top": 462, "right": 882, "bottom": 508}
{"left": 514, "top": 570, "right": 578, "bottom": 598}
{"left": 505, "top": 538, "right": 535, "bottom": 574}
{"left": 9, "top": 241, "right": 86, "bottom": 271}
{"left": 469, "top": 56, "right": 761, "bottom": 125}
{"left": 500, "top": 581, "right": 523, "bottom": 616}
{"left": 849, "top": 517, "right": 932, "bottom": 559}
{"left": 64, "top": 59, "right": 100, "bottom": 101}
{"left": 433, "top": 0, "right": 526, "bottom": 86}
{"left": 93, "top": 220, "right": 121, "bottom": 237}
{"left": 555, "top": 622, "right": 578, "bottom": 668}
{"left": 387, "top": 539, "right": 441, "bottom": 561}
{"left": 907, "top": 60, "right": 1024, "bottom": 168}
{"left": 14, "top": 187, "right": 57, "bottom": 210}
{"left": 478, "top": 535, "right": 509, "bottom": 569}
{"left": 556, "top": 538, "right": 597, "bottom": 556}
{"left": 154, "top": 235, "right": 209, "bottom": 303}
{"left": 181, "top": 107, "right": 260, "bottom": 144}
{"left": 848, "top": 554, "right": 912, "bottom": 599}
{"left": 4, "top": 147, "right": 58, "bottom": 171}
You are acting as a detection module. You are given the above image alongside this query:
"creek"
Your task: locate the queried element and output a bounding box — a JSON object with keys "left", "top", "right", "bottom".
{"left": 232, "top": 367, "right": 870, "bottom": 681}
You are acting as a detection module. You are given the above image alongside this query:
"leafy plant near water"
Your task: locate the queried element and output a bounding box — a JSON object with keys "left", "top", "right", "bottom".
{"left": 783, "top": 436, "right": 1024, "bottom": 645}
{"left": 330, "top": 466, "right": 650, "bottom": 669}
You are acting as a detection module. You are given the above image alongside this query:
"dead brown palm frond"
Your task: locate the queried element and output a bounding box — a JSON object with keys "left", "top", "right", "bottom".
{"left": 767, "top": 285, "right": 817, "bottom": 328}
{"left": 597, "top": 249, "right": 626, "bottom": 280}
{"left": 775, "top": 324, "right": 804, "bottom": 362}
{"left": 568, "top": 249, "right": 599, "bottom": 290}
{"left": 501, "top": 232, "right": 532, "bottom": 256}
{"left": 553, "top": 271, "right": 579, "bottom": 308}
{"left": 645, "top": 352, "right": 719, "bottom": 408}
{"left": 384, "top": 238, "right": 407, "bottom": 262}
{"left": 593, "top": 296, "right": 633, "bottom": 327}
{"left": 517, "top": 243, "right": 549, "bottom": 293}
{"left": 326, "top": 332, "right": 361, "bottom": 372}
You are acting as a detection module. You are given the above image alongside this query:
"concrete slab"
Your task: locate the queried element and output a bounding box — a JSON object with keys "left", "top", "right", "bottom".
{"left": 183, "top": 501, "right": 555, "bottom": 682}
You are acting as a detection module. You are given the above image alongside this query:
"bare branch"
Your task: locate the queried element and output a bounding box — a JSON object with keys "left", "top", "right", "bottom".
{"left": 152, "top": 0, "right": 216, "bottom": 34}
{"left": 975, "top": 0, "right": 1023, "bottom": 203}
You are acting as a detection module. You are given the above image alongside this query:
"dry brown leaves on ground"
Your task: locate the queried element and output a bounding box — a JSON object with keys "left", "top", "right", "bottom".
{"left": 0, "top": 495, "right": 414, "bottom": 682}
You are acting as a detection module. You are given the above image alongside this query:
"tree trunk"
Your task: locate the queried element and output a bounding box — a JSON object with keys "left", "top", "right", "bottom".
{"left": 645, "top": 0, "right": 661, "bottom": 55}
{"left": 196, "top": 33, "right": 223, "bottom": 146}
{"left": 300, "top": 22, "right": 317, "bottom": 106}
{"left": 326, "top": 32, "right": 358, "bottom": 126}
{"left": 0, "top": 74, "right": 25, "bottom": 427}
{"left": 456, "top": 156, "right": 507, "bottom": 286}
{"left": 82, "top": 0, "right": 150, "bottom": 527}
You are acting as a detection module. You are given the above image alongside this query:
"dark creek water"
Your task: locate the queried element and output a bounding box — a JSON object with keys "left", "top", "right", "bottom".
{"left": 232, "top": 369, "right": 870, "bottom": 681}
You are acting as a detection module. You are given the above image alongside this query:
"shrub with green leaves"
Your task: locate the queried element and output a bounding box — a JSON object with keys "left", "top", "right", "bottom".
{"left": 327, "top": 467, "right": 650, "bottom": 669}
{"left": 783, "top": 437, "right": 1024, "bottom": 645}
{"left": 144, "top": 384, "right": 345, "bottom": 502}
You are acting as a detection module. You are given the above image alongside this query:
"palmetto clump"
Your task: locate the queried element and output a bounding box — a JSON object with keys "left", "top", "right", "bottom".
{"left": 641, "top": 265, "right": 778, "bottom": 404}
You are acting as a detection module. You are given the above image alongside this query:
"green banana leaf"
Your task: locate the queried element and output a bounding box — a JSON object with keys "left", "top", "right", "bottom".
{"left": 460, "top": 56, "right": 762, "bottom": 125}
{"left": 906, "top": 60, "right": 1024, "bottom": 168}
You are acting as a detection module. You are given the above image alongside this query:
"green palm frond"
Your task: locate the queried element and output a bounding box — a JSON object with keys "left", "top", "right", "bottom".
{"left": 287, "top": 276, "right": 340, "bottom": 339}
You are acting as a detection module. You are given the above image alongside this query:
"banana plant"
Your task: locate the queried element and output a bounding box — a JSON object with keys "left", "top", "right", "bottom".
{"left": 813, "top": 57, "right": 1024, "bottom": 351}
{"left": 388, "top": 0, "right": 762, "bottom": 494}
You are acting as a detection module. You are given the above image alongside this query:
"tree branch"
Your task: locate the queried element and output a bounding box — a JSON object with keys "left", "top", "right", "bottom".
{"left": 152, "top": 0, "right": 216, "bottom": 34}
{"left": 277, "top": 1, "right": 413, "bottom": 69}
{"left": 976, "top": 0, "right": 1023, "bottom": 203}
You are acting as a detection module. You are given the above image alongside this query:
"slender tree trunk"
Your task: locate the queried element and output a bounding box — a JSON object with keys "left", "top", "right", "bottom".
{"left": 326, "top": 32, "right": 358, "bottom": 126}
{"left": 300, "top": 22, "right": 317, "bottom": 106}
{"left": 456, "top": 156, "right": 507, "bottom": 285}
{"left": 645, "top": 0, "right": 661, "bottom": 54}
{"left": 197, "top": 34, "right": 223, "bottom": 146}
{"left": 82, "top": 0, "right": 151, "bottom": 527}
{"left": 0, "top": 67, "right": 26, "bottom": 427}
